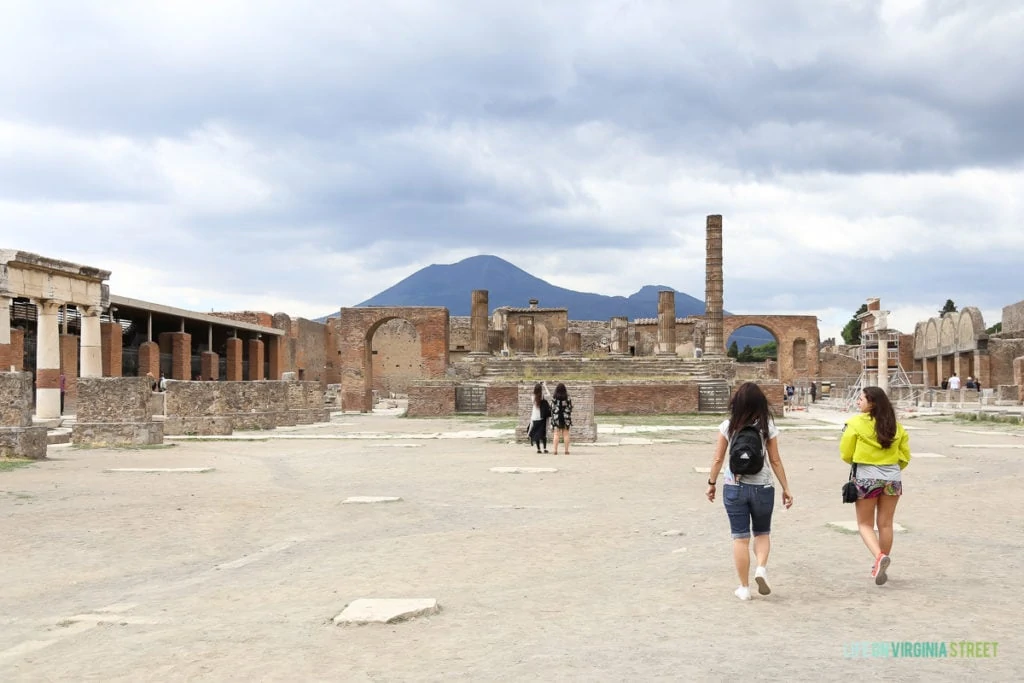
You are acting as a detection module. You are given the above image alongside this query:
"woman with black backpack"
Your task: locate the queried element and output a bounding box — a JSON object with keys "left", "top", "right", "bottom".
{"left": 705, "top": 382, "right": 794, "bottom": 601}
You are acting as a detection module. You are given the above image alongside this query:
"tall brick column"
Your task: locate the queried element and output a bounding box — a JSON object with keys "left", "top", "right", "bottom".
{"left": 518, "top": 316, "right": 535, "bottom": 356}
{"left": 226, "top": 337, "right": 243, "bottom": 381}
{"left": 0, "top": 296, "right": 10, "bottom": 371}
{"left": 201, "top": 351, "right": 219, "bottom": 381}
{"left": 609, "top": 316, "right": 628, "bottom": 356}
{"left": 101, "top": 321, "right": 123, "bottom": 376}
{"left": 267, "top": 335, "right": 283, "bottom": 380}
{"left": 470, "top": 289, "right": 490, "bottom": 356}
{"left": 9, "top": 328, "right": 24, "bottom": 371}
{"left": 138, "top": 341, "right": 160, "bottom": 381}
{"left": 59, "top": 334, "right": 79, "bottom": 414}
{"left": 169, "top": 332, "right": 191, "bottom": 380}
{"left": 656, "top": 290, "right": 676, "bottom": 356}
{"left": 247, "top": 338, "right": 265, "bottom": 380}
{"left": 704, "top": 214, "right": 725, "bottom": 357}
{"left": 35, "top": 299, "right": 62, "bottom": 419}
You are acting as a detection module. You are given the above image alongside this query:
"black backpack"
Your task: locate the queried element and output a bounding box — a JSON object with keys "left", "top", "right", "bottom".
{"left": 729, "top": 425, "right": 765, "bottom": 477}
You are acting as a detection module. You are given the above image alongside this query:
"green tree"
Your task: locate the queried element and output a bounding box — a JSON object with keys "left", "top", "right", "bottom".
{"left": 750, "top": 341, "right": 777, "bottom": 361}
{"left": 727, "top": 341, "right": 739, "bottom": 358}
{"left": 738, "top": 345, "right": 754, "bottom": 362}
{"left": 939, "top": 299, "right": 957, "bottom": 316}
{"left": 986, "top": 322, "right": 1002, "bottom": 334}
{"left": 841, "top": 303, "right": 869, "bottom": 345}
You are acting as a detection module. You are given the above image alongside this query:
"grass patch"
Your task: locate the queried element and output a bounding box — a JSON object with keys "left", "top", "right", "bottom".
{"left": 0, "top": 459, "right": 36, "bottom": 472}
{"left": 952, "top": 411, "right": 1024, "bottom": 426}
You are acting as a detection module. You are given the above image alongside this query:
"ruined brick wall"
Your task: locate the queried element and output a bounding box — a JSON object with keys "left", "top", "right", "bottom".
{"left": 1001, "top": 300, "right": 1024, "bottom": 335}
{"left": 819, "top": 351, "right": 862, "bottom": 382}
{"left": 449, "top": 316, "right": 472, "bottom": 352}
{"left": 516, "top": 381, "right": 595, "bottom": 442}
{"left": 571, "top": 320, "right": 612, "bottom": 355}
{"left": 210, "top": 311, "right": 275, "bottom": 328}
{"left": 987, "top": 339, "right": 1024, "bottom": 387}
{"left": 634, "top": 323, "right": 658, "bottom": 356}
{"left": 322, "top": 317, "right": 342, "bottom": 385}
{"left": 407, "top": 381, "right": 456, "bottom": 417}
{"left": 594, "top": 382, "right": 699, "bottom": 414}
{"left": 9, "top": 328, "right": 24, "bottom": 371}
{"left": 371, "top": 318, "right": 427, "bottom": 395}
{"left": 485, "top": 383, "right": 518, "bottom": 416}
{"left": 294, "top": 318, "right": 327, "bottom": 385}
{"left": 757, "top": 383, "right": 785, "bottom": 415}
{"left": 898, "top": 334, "right": 915, "bottom": 374}
{"left": 505, "top": 310, "right": 569, "bottom": 356}
{"left": 0, "top": 372, "right": 33, "bottom": 426}
{"left": 76, "top": 377, "right": 151, "bottom": 423}
{"left": 101, "top": 322, "right": 122, "bottom": 377}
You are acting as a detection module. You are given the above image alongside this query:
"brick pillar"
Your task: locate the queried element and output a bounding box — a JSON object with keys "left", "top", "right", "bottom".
{"left": 247, "top": 338, "right": 265, "bottom": 381}
{"left": 0, "top": 296, "right": 10, "bottom": 372}
{"left": 704, "top": 214, "right": 725, "bottom": 356}
{"left": 59, "top": 334, "right": 79, "bottom": 414}
{"left": 158, "top": 331, "right": 174, "bottom": 355}
{"left": 169, "top": 332, "right": 191, "bottom": 380}
{"left": 226, "top": 337, "right": 243, "bottom": 381}
{"left": 975, "top": 351, "right": 991, "bottom": 391}
{"left": 101, "top": 321, "right": 123, "bottom": 377}
{"left": 201, "top": 351, "right": 219, "bottom": 381}
{"left": 9, "top": 328, "right": 24, "bottom": 371}
{"left": 138, "top": 341, "right": 160, "bottom": 381}
{"left": 657, "top": 290, "right": 676, "bottom": 356}
{"left": 469, "top": 289, "right": 490, "bottom": 355}
{"left": 267, "top": 335, "right": 282, "bottom": 380}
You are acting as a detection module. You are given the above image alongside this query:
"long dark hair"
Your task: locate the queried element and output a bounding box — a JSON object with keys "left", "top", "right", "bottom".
{"left": 533, "top": 383, "right": 543, "bottom": 406}
{"left": 728, "top": 382, "right": 774, "bottom": 440}
{"left": 553, "top": 383, "right": 569, "bottom": 402}
{"left": 862, "top": 386, "right": 896, "bottom": 449}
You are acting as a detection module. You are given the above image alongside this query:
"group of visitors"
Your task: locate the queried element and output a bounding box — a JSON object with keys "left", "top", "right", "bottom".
{"left": 705, "top": 382, "right": 911, "bottom": 600}
{"left": 940, "top": 373, "right": 981, "bottom": 391}
{"left": 146, "top": 372, "right": 167, "bottom": 392}
{"left": 527, "top": 382, "right": 572, "bottom": 455}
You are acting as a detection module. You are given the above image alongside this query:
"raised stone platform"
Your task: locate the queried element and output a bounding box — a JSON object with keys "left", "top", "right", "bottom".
{"left": 228, "top": 412, "right": 279, "bottom": 431}
{"left": 163, "top": 416, "right": 233, "bottom": 436}
{"left": 0, "top": 426, "right": 48, "bottom": 459}
{"left": 72, "top": 422, "right": 164, "bottom": 447}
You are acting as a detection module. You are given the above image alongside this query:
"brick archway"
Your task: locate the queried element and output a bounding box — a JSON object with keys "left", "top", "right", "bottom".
{"left": 336, "top": 307, "right": 449, "bottom": 412}
{"left": 722, "top": 315, "right": 820, "bottom": 382}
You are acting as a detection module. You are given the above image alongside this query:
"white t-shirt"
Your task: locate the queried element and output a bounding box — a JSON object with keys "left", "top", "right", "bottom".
{"left": 948, "top": 376, "right": 961, "bottom": 390}
{"left": 719, "top": 419, "right": 779, "bottom": 486}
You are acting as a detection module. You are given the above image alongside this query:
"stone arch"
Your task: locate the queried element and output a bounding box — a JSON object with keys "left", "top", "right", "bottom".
{"left": 336, "top": 307, "right": 449, "bottom": 412}
{"left": 939, "top": 316, "right": 956, "bottom": 353}
{"left": 923, "top": 319, "right": 939, "bottom": 357}
{"left": 721, "top": 315, "right": 820, "bottom": 382}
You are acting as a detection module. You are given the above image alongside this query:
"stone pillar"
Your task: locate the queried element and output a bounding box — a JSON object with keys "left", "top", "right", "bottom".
{"left": 975, "top": 350, "right": 991, "bottom": 390}
{"left": 610, "top": 316, "right": 628, "bottom": 356}
{"left": 138, "top": 341, "right": 160, "bottom": 381}
{"left": 59, "top": 333, "right": 79, "bottom": 414}
{"left": 80, "top": 306, "right": 102, "bottom": 377}
{"left": 247, "top": 338, "right": 265, "bottom": 380}
{"left": 169, "top": 332, "right": 191, "bottom": 380}
{"left": 921, "top": 356, "right": 929, "bottom": 389}
{"left": 101, "top": 321, "right": 123, "bottom": 377}
{"left": 267, "top": 335, "right": 283, "bottom": 380}
{"left": 470, "top": 289, "right": 490, "bottom": 355}
{"left": 201, "top": 351, "right": 219, "bottom": 381}
{"left": 704, "top": 214, "right": 725, "bottom": 357}
{"left": 656, "top": 291, "right": 676, "bottom": 356}
{"left": 517, "top": 317, "right": 535, "bottom": 356}
{"left": 953, "top": 352, "right": 962, "bottom": 380}
{"left": 226, "top": 337, "right": 243, "bottom": 381}
{"left": 34, "top": 300, "right": 62, "bottom": 419}
{"left": 563, "top": 331, "right": 582, "bottom": 356}
{"left": 0, "top": 296, "right": 10, "bottom": 371}
{"left": 9, "top": 328, "right": 24, "bottom": 371}
{"left": 877, "top": 333, "right": 889, "bottom": 395}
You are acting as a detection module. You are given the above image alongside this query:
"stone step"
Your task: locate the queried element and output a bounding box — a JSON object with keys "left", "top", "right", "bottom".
{"left": 47, "top": 427, "right": 72, "bottom": 445}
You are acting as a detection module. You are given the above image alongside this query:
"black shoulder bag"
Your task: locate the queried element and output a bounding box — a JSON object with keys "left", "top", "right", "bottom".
{"left": 841, "top": 463, "right": 859, "bottom": 503}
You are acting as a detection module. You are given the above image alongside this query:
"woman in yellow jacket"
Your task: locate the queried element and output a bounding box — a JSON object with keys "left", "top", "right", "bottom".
{"left": 840, "top": 386, "right": 911, "bottom": 585}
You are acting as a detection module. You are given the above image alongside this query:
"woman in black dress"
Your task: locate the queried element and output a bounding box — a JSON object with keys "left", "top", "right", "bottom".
{"left": 550, "top": 383, "right": 573, "bottom": 455}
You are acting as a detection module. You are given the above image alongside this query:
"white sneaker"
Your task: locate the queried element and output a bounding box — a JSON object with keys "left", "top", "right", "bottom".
{"left": 754, "top": 566, "right": 771, "bottom": 595}
{"left": 734, "top": 586, "right": 752, "bottom": 601}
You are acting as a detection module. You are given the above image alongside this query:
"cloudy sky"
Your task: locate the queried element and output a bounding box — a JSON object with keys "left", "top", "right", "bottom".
{"left": 2, "top": 0, "right": 1021, "bottom": 341}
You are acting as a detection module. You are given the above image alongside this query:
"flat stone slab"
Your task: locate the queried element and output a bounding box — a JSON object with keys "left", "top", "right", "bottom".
{"left": 692, "top": 466, "right": 711, "bottom": 474}
{"left": 818, "top": 436, "right": 839, "bottom": 441}
{"left": 333, "top": 598, "right": 439, "bottom": 625}
{"left": 490, "top": 467, "right": 558, "bottom": 474}
{"left": 104, "top": 467, "right": 214, "bottom": 473}
{"left": 661, "top": 529, "right": 686, "bottom": 537}
{"left": 343, "top": 496, "right": 403, "bottom": 504}
{"left": 953, "top": 444, "right": 1024, "bottom": 449}
{"left": 914, "top": 452, "right": 946, "bottom": 458}
{"left": 827, "top": 521, "right": 907, "bottom": 533}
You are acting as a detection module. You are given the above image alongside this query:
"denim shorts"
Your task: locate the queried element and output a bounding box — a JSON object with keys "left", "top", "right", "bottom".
{"left": 723, "top": 483, "right": 775, "bottom": 539}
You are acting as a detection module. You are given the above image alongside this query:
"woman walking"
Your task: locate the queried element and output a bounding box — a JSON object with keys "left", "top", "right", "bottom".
{"left": 528, "top": 383, "right": 552, "bottom": 453}
{"left": 706, "top": 382, "right": 794, "bottom": 600}
{"left": 840, "top": 386, "right": 911, "bottom": 585}
{"left": 550, "top": 383, "right": 572, "bottom": 455}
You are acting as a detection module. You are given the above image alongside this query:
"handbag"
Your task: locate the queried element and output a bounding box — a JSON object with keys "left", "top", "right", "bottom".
{"left": 841, "top": 463, "right": 859, "bottom": 503}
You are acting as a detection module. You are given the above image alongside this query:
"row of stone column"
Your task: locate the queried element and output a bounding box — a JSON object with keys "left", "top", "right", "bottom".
{"left": 919, "top": 351, "right": 990, "bottom": 389}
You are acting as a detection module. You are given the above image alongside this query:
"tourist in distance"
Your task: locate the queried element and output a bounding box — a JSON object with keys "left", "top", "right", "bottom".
{"left": 948, "top": 373, "right": 961, "bottom": 390}
{"left": 528, "top": 382, "right": 552, "bottom": 453}
{"left": 705, "top": 382, "right": 794, "bottom": 601}
{"left": 550, "top": 382, "right": 572, "bottom": 455}
{"left": 840, "top": 386, "right": 911, "bottom": 586}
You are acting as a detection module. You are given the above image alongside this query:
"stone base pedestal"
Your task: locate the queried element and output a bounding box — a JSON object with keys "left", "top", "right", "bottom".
{"left": 163, "top": 416, "right": 233, "bottom": 436}
{"left": 275, "top": 411, "right": 298, "bottom": 427}
{"left": 292, "top": 408, "right": 331, "bottom": 424}
{"left": 0, "top": 426, "right": 49, "bottom": 459}
{"left": 228, "top": 412, "right": 278, "bottom": 431}
{"left": 71, "top": 422, "right": 164, "bottom": 447}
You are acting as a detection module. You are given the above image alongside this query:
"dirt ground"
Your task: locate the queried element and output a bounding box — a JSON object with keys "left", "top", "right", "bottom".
{"left": 1, "top": 407, "right": 1020, "bottom": 681}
